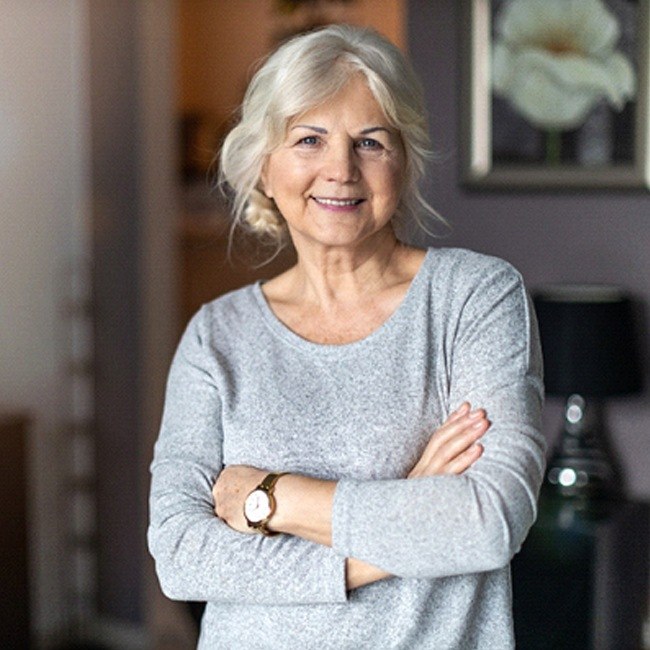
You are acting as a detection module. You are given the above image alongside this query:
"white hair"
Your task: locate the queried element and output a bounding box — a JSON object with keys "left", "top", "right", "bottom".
{"left": 218, "top": 24, "right": 441, "bottom": 246}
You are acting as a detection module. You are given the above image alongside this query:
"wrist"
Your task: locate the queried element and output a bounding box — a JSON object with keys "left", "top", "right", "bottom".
{"left": 243, "top": 472, "right": 289, "bottom": 536}
{"left": 269, "top": 474, "right": 336, "bottom": 546}
{"left": 346, "top": 557, "right": 391, "bottom": 590}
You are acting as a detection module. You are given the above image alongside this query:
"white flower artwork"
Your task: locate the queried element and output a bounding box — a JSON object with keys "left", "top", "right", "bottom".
{"left": 492, "top": 0, "right": 636, "bottom": 131}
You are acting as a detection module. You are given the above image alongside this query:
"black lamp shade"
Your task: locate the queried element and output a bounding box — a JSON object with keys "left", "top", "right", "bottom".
{"left": 534, "top": 285, "right": 643, "bottom": 398}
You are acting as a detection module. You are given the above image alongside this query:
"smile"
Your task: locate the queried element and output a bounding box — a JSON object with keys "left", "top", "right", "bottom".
{"left": 312, "top": 197, "right": 364, "bottom": 207}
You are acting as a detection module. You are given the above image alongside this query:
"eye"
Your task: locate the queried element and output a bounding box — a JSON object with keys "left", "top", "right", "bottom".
{"left": 296, "top": 135, "right": 320, "bottom": 146}
{"left": 356, "top": 138, "right": 383, "bottom": 150}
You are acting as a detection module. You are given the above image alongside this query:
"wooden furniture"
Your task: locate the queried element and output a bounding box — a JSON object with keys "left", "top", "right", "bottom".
{"left": 0, "top": 412, "right": 31, "bottom": 649}
{"left": 179, "top": 215, "right": 296, "bottom": 329}
{"left": 512, "top": 495, "right": 649, "bottom": 649}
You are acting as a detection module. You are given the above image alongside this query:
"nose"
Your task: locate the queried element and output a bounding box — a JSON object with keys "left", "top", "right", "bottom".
{"left": 322, "top": 141, "right": 360, "bottom": 183}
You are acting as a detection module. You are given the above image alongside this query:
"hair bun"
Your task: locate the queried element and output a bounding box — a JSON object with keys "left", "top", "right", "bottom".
{"left": 244, "top": 189, "right": 287, "bottom": 241}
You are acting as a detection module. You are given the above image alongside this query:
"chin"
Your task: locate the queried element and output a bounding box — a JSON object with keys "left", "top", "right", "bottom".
{"left": 289, "top": 217, "right": 393, "bottom": 251}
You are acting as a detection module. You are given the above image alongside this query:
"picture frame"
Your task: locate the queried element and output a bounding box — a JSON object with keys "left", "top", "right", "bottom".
{"left": 461, "top": 0, "right": 650, "bottom": 189}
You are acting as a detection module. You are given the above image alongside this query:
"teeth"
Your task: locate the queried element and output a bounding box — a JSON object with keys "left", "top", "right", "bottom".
{"left": 314, "top": 197, "right": 362, "bottom": 206}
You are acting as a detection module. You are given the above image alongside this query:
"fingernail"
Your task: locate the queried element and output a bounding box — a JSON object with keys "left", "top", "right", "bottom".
{"left": 469, "top": 409, "right": 483, "bottom": 419}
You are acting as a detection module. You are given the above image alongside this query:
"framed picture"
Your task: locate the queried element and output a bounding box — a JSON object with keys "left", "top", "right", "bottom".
{"left": 461, "top": 0, "right": 650, "bottom": 189}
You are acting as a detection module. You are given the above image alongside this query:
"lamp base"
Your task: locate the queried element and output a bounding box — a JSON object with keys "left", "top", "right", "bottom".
{"left": 545, "top": 394, "right": 622, "bottom": 505}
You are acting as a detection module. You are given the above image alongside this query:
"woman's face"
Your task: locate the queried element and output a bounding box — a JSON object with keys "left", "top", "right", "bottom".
{"left": 261, "top": 75, "right": 406, "bottom": 253}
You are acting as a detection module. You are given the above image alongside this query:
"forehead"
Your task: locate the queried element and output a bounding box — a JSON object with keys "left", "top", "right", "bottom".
{"left": 288, "top": 76, "right": 391, "bottom": 128}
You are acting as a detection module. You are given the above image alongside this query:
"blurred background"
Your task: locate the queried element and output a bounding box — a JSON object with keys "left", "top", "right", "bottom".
{"left": 1, "top": 0, "right": 649, "bottom": 648}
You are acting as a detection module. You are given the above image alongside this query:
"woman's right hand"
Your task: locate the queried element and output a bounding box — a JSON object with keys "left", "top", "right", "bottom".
{"left": 408, "top": 402, "right": 488, "bottom": 478}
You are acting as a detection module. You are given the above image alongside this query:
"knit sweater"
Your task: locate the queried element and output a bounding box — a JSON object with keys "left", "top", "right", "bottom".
{"left": 148, "top": 247, "right": 545, "bottom": 649}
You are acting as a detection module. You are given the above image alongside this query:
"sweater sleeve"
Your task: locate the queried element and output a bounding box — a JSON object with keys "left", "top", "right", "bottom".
{"left": 331, "top": 259, "right": 546, "bottom": 578}
{"left": 147, "top": 308, "right": 347, "bottom": 604}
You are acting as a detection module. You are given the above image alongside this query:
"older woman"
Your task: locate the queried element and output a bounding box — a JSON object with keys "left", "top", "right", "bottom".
{"left": 148, "top": 24, "right": 545, "bottom": 649}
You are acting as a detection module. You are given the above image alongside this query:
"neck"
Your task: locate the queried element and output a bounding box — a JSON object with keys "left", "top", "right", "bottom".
{"left": 289, "top": 230, "right": 404, "bottom": 308}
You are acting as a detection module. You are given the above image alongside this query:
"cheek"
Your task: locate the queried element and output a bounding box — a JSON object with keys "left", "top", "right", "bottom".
{"left": 274, "top": 166, "right": 313, "bottom": 199}
{"left": 382, "top": 167, "right": 406, "bottom": 205}
{"left": 261, "top": 154, "right": 292, "bottom": 198}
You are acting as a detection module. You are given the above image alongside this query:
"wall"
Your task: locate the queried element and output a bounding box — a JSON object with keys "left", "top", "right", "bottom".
{"left": 0, "top": 2, "right": 180, "bottom": 646}
{"left": 409, "top": 0, "right": 650, "bottom": 498}
{"left": 178, "top": 0, "right": 406, "bottom": 171}
{"left": 89, "top": 0, "right": 144, "bottom": 627}
{"left": 87, "top": 1, "right": 180, "bottom": 646}
{"left": 0, "top": 0, "right": 88, "bottom": 642}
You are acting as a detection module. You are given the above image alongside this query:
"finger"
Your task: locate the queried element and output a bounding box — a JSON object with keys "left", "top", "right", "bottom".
{"left": 414, "top": 410, "right": 488, "bottom": 468}
{"left": 436, "top": 416, "right": 489, "bottom": 463}
{"left": 443, "top": 443, "right": 484, "bottom": 475}
{"left": 409, "top": 416, "right": 489, "bottom": 477}
{"left": 434, "top": 408, "right": 487, "bottom": 445}
{"left": 408, "top": 406, "right": 486, "bottom": 474}
{"left": 444, "top": 402, "right": 471, "bottom": 425}
{"left": 413, "top": 440, "right": 484, "bottom": 479}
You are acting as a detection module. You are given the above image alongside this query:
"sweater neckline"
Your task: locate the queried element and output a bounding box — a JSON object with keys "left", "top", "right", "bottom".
{"left": 251, "top": 248, "right": 433, "bottom": 355}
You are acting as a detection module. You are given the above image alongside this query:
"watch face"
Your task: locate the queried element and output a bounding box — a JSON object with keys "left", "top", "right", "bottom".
{"left": 244, "top": 489, "right": 272, "bottom": 524}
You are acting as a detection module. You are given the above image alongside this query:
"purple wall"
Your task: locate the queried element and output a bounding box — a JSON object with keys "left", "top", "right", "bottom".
{"left": 409, "top": 0, "right": 650, "bottom": 497}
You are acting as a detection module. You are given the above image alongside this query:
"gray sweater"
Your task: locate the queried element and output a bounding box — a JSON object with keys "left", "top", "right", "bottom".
{"left": 148, "top": 247, "right": 545, "bottom": 649}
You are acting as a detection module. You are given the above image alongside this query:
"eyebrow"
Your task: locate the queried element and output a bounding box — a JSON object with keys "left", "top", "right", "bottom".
{"left": 290, "top": 124, "right": 392, "bottom": 136}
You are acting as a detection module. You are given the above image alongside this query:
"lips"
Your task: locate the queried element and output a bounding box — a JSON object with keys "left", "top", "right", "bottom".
{"left": 312, "top": 196, "right": 364, "bottom": 207}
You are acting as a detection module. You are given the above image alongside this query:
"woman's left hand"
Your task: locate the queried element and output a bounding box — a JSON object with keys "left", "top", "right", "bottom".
{"left": 213, "top": 465, "right": 268, "bottom": 534}
{"left": 408, "top": 402, "right": 488, "bottom": 478}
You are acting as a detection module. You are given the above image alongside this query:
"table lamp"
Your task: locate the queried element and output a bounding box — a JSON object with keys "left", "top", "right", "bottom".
{"left": 533, "top": 285, "right": 643, "bottom": 504}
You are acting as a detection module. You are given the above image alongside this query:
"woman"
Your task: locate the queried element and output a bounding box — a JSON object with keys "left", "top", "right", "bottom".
{"left": 148, "top": 24, "right": 545, "bottom": 648}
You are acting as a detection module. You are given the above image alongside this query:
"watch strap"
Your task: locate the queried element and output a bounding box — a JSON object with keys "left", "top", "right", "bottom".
{"left": 259, "top": 471, "right": 288, "bottom": 493}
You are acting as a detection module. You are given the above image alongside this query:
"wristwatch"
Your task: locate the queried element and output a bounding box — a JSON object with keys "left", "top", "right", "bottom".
{"left": 243, "top": 472, "right": 288, "bottom": 536}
